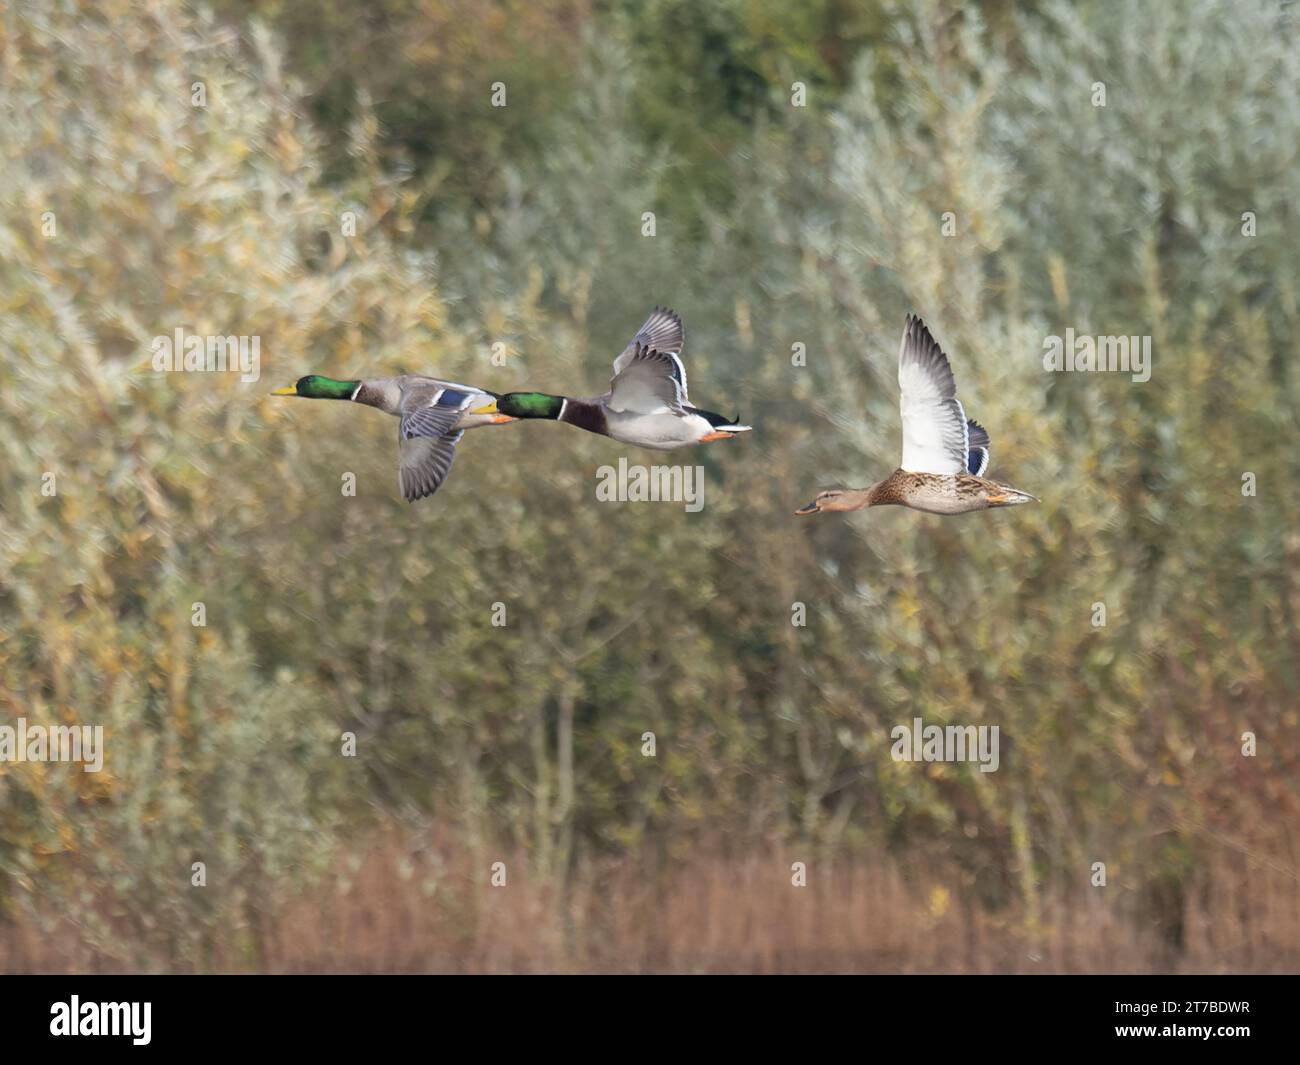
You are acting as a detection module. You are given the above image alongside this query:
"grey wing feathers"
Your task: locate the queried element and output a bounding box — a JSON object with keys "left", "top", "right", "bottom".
{"left": 395, "top": 382, "right": 478, "bottom": 502}
{"left": 608, "top": 343, "right": 688, "bottom": 415}
{"left": 398, "top": 431, "right": 464, "bottom": 502}
{"left": 400, "top": 404, "right": 463, "bottom": 440}
{"left": 612, "top": 306, "right": 685, "bottom": 378}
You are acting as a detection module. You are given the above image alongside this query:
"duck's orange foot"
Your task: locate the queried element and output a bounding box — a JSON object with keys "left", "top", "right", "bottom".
{"left": 985, "top": 488, "right": 1037, "bottom": 507}
{"left": 700, "top": 430, "right": 736, "bottom": 442}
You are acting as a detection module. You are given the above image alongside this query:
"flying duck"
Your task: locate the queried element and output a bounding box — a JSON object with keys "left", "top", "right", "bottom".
{"left": 796, "top": 315, "right": 1036, "bottom": 516}
{"left": 272, "top": 374, "right": 515, "bottom": 502}
{"left": 469, "top": 307, "right": 751, "bottom": 449}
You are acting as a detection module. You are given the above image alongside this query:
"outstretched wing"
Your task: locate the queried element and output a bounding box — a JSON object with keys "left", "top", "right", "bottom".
{"left": 398, "top": 430, "right": 464, "bottom": 502}
{"left": 611, "top": 307, "right": 688, "bottom": 397}
{"left": 897, "top": 314, "right": 969, "bottom": 475}
{"left": 608, "top": 343, "right": 688, "bottom": 416}
{"left": 396, "top": 382, "right": 479, "bottom": 501}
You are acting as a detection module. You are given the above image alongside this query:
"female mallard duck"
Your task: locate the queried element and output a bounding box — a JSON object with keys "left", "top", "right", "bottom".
{"left": 469, "top": 307, "right": 751, "bottom": 449}
{"left": 796, "top": 315, "right": 1037, "bottom": 516}
{"left": 272, "top": 375, "right": 515, "bottom": 502}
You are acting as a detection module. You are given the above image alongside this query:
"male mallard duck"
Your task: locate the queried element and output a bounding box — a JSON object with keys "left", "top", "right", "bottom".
{"left": 796, "top": 315, "right": 1037, "bottom": 516}
{"left": 469, "top": 307, "right": 751, "bottom": 450}
{"left": 272, "top": 375, "right": 515, "bottom": 502}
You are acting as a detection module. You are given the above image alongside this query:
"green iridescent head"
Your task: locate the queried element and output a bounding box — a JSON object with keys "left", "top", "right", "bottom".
{"left": 272, "top": 375, "right": 359, "bottom": 400}
{"left": 493, "top": 392, "right": 566, "bottom": 419}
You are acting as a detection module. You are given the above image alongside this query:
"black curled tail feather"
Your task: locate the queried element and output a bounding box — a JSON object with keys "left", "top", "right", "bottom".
{"left": 688, "top": 405, "right": 744, "bottom": 428}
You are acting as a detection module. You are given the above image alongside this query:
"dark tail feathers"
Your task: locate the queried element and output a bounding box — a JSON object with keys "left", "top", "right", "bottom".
{"left": 966, "top": 418, "right": 991, "bottom": 476}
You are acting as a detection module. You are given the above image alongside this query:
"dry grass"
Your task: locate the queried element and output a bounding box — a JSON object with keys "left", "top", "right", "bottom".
{"left": 5, "top": 825, "right": 1297, "bottom": 974}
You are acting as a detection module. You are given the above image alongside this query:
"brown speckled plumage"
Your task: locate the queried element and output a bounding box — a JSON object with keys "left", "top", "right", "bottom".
{"left": 868, "top": 470, "right": 1036, "bottom": 514}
